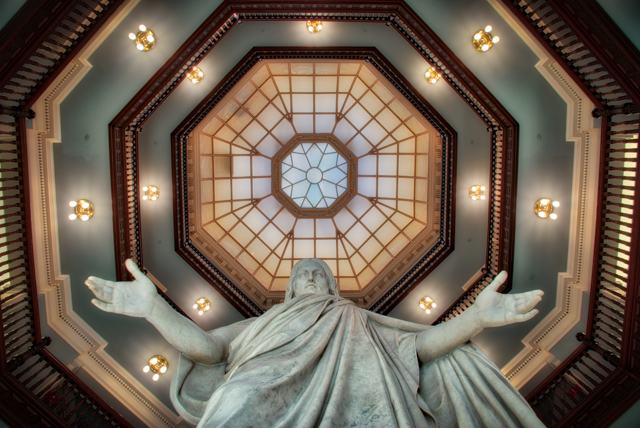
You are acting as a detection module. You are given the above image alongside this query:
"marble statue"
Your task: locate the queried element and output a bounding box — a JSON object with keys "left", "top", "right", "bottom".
{"left": 86, "top": 258, "right": 545, "bottom": 427}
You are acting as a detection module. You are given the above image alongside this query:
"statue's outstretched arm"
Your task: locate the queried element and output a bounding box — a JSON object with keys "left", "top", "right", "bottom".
{"left": 416, "top": 271, "right": 543, "bottom": 364}
{"left": 86, "top": 259, "right": 229, "bottom": 365}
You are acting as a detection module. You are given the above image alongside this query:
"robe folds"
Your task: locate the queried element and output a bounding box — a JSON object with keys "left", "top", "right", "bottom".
{"left": 170, "top": 294, "right": 543, "bottom": 428}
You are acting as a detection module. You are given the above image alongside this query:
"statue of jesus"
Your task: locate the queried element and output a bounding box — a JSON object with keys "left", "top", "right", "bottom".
{"left": 86, "top": 258, "right": 544, "bottom": 427}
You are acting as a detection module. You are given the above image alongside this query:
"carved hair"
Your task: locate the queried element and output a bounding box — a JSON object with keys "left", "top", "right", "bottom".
{"left": 284, "top": 258, "right": 339, "bottom": 301}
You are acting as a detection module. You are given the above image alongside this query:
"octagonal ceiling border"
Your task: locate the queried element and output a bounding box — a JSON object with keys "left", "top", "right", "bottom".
{"left": 171, "top": 48, "right": 455, "bottom": 315}
{"left": 108, "top": 0, "right": 519, "bottom": 318}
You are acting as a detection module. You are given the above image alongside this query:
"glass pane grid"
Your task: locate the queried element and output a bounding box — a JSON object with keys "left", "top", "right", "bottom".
{"left": 195, "top": 60, "right": 439, "bottom": 292}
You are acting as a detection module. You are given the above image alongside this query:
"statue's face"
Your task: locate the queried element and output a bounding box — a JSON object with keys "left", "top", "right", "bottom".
{"left": 292, "top": 260, "right": 330, "bottom": 297}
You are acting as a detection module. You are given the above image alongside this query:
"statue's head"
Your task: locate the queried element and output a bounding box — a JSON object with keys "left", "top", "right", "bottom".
{"left": 285, "top": 259, "right": 339, "bottom": 301}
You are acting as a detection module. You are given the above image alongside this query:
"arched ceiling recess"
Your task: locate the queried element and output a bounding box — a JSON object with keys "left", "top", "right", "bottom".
{"left": 109, "top": 0, "right": 518, "bottom": 317}
{"left": 173, "top": 51, "right": 453, "bottom": 314}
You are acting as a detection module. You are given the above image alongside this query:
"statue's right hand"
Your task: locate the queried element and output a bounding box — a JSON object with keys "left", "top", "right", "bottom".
{"left": 85, "top": 259, "right": 158, "bottom": 318}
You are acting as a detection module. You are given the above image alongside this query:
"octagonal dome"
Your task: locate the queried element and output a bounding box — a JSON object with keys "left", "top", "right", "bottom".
{"left": 175, "top": 53, "right": 454, "bottom": 314}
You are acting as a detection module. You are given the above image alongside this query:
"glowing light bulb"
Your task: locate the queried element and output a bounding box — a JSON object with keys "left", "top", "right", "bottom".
{"left": 139, "top": 25, "right": 146, "bottom": 32}
{"left": 480, "top": 186, "right": 486, "bottom": 191}
{"left": 193, "top": 304, "right": 198, "bottom": 309}
{"left": 143, "top": 366, "right": 150, "bottom": 373}
{"left": 540, "top": 199, "right": 550, "bottom": 205}
{"left": 137, "top": 44, "right": 144, "bottom": 50}
{"left": 480, "top": 195, "right": 486, "bottom": 200}
{"left": 151, "top": 196, "right": 157, "bottom": 201}
{"left": 81, "top": 215, "right": 89, "bottom": 221}
{"left": 308, "top": 27, "right": 314, "bottom": 32}
{"left": 432, "top": 303, "right": 436, "bottom": 308}
{"left": 69, "top": 201, "right": 77, "bottom": 207}
{"left": 150, "top": 357, "right": 158, "bottom": 365}
{"left": 471, "top": 186, "right": 477, "bottom": 191}
{"left": 471, "top": 196, "right": 477, "bottom": 200}
{"left": 129, "top": 33, "right": 136, "bottom": 40}
{"left": 420, "top": 303, "right": 425, "bottom": 309}
{"left": 492, "top": 36, "right": 500, "bottom": 43}
{"left": 474, "top": 33, "right": 481, "bottom": 40}
{"left": 143, "top": 195, "right": 148, "bottom": 200}
{"left": 552, "top": 201, "right": 560, "bottom": 208}
{"left": 153, "top": 374, "right": 159, "bottom": 381}
{"left": 147, "top": 35, "right": 154, "bottom": 42}
{"left": 160, "top": 366, "right": 167, "bottom": 373}
{"left": 482, "top": 44, "right": 489, "bottom": 51}
{"left": 538, "top": 212, "right": 546, "bottom": 218}
{"left": 550, "top": 213, "right": 558, "bottom": 220}
{"left": 69, "top": 214, "right": 77, "bottom": 220}
{"left": 143, "top": 186, "right": 148, "bottom": 191}
{"left": 485, "top": 25, "right": 492, "bottom": 32}
{"left": 198, "top": 310, "right": 204, "bottom": 315}
{"left": 426, "top": 309, "right": 431, "bottom": 314}
{"left": 81, "top": 202, "right": 89, "bottom": 208}
{"left": 205, "top": 305, "right": 210, "bottom": 310}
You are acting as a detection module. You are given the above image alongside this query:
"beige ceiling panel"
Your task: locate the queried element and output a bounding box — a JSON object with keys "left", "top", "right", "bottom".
{"left": 251, "top": 64, "right": 270, "bottom": 86}
{"left": 268, "top": 63, "right": 289, "bottom": 75}
{"left": 199, "top": 134, "right": 213, "bottom": 154}
{"left": 315, "top": 114, "right": 336, "bottom": 133}
{"left": 291, "top": 63, "right": 313, "bottom": 75}
{"left": 315, "top": 63, "right": 338, "bottom": 75}
{"left": 235, "top": 81, "right": 257, "bottom": 104}
{"left": 201, "top": 180, "right": 213, "bottom": 203}
{"left": 245, "top": 91, "right": 269, "bottom": 116}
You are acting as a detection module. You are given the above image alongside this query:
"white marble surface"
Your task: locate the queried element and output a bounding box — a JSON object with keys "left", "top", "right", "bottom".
{"left": 88, "top": 259, "right": 544, "bottom": 427}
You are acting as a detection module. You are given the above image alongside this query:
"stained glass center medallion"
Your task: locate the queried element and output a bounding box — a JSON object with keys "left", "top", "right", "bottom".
{"left": 281, "top": 140, "right": 348, "bottom": 209}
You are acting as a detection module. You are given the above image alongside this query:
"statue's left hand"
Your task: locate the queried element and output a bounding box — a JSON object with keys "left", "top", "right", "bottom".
{"left": 85, "top": 259, "right": 159, "bottom": 318}
{"left": 470, "top": 271, "right": 544, "bottom": 328}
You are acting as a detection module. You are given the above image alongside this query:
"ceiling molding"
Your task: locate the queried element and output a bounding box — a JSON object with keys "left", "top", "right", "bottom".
{"left": 109, "top": 1, "right": 519, "bottom": 321}
{"left": 25, "top": 2, "right": 192, "bottom": 426}
{"left": 171, "top": 49, "right": 455, "bottom": 315}
{"left": 489, "top": 0, "right": 599, "bottom": 389}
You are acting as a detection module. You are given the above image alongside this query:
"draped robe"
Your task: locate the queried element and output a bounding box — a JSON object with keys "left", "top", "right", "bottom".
{"left": 170, "top": 294, "right": 543, "bottom": 427}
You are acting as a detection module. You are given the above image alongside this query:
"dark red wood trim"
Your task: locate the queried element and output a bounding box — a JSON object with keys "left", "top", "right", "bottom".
{"left": 496, "top": 0, "right": 603, "bottom": 108}
{"left": 39, "top": 349, "right": 134, "bottom": 428}
{"left": 0, "top": 0, "right": 80, "bottom": 87}
{"left": 0, "top": 372, "right": 70, "bottom": 428}
{"left": 546, "top": 0, "right": 640, "bottom": 107}
{"left": 17, "top": 117, "right": 41, "bottom": 344}
{"left": 585, "top": 116, "right": 611, "bottom": 338}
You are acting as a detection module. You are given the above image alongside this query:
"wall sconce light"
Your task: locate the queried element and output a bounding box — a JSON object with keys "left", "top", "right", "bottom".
{"left": 143, "top": 355, "right": 168, "bottom": 381}
{"left": 469, "top": 185, "right": 486, "bottom": 200}
{"left": 307, "top": 21, "right": 322, "bottom": 33}
{"left": 187, "top": 67, "right": 204, "bottom": 84}
{"left": 68, "top": 199, "right": 94, "bottom": 221}
{"left": 129, "top": 25, "right": 156, "bottom": 51}
{"left": 473, "top": 25, "right": 499, "bottom": 52}
{"left": 534, "top": 198, "right": 560, "bottom": 219}
{"left": 419, "top": 296, "right": 436, "bottom": 314}
{"left": 425, "top": 67, "right": 441, "bottom": 84}
{"left": 142, "top": 186, "right": 159, "bottom": 201}
{"left": 193, "top": 297, "right": 211, "bottom": 315}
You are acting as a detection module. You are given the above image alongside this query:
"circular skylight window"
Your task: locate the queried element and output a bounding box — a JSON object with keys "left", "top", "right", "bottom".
{"left": 281, "top": 141, "right": 348, "bottom": 209}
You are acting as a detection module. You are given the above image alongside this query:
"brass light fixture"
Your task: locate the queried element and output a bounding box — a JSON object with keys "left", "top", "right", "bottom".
{"left": 143, "top": 355, "right": 168, "bottom": 381}
{"left": 193, "top": 297, "right": 211, "bottom": 316}
{"left": 534, "top": 198, "right": 560, "bottom": 220}
{"left": 187, "top": 67, "right": 204, "bottom": 84}
{"left": 425, "top": 67, "right": 441, "bottom": 84}
{"left": 128, "top": 25, "right": 156, "bottom": 51}
{"left": 472, "top": 25, "right": 499, "bottom": 52}
{"left": 68, "top": 199, "right": 94, "bottom": 221}
{"left": 419, "top": 296, "right": 436, "bottom": 314}
{"left": 142, "top": 185, "right": 159, "bottom": 201}
{"left": 307, "top": 21, "right": 323, "bottom": 33}
{"left": 469, "top": 185, "right": 486, "bottom": 200}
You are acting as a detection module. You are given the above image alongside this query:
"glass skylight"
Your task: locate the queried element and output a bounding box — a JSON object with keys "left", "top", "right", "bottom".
{"left": 193, "top": 59, "right": 440, "bottom": 294}
{"left": 281, "top": 142, "right": 348, "bottom": 208}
